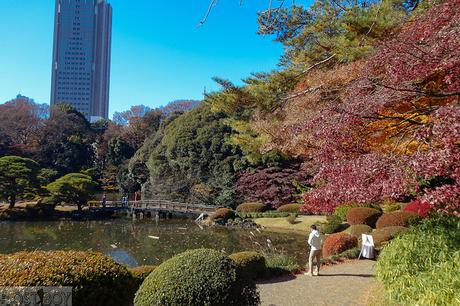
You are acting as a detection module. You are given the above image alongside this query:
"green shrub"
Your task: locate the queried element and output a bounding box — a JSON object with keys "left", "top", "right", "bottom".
{"left": 372, "top": 226, "right": 408, "bottom": 247}
{"left": 333, "top": 203, "right": 362, "bottom": 221}
{"left": 38, "top": 197, "right": 58, "bottom": 206}
{"left": 286, "top": 214, "right": 297, "bottom": 224}
{"left": 346, "top": 207, "right": 382, "bottom": 227}
{"left": 323, "top": 248, "right": 361, "bottom": 263}
{"left": 229, "top": 251, "right": 266, "bottom": 279}
{"left": 322, "top": 232, "right": 358, "bottom": 257}
{"left": 376, "top": 216, "right": 460, "bottom": 305}
{"left": 238, "top": 211, "right": 292, "bottom": 219}
{"left": 277, "top": 204, "right": 302, "bottom": 214}
{"left": 0, "top": 251, "right": 136, "bottom": 306}
{"left": 334, "top": 203, "right": 382, "bottom": 221}
{"left": 129, "top": 265, "right": 157, "bottom": 288}
{"left": 210, "top": 208, "right": 235, "bottom": 221}
{"left": 343, "top": 224, "right": 372, "bottom": 237}
{"left": 25, "top": 202, "right": 55, "bottom": 218}
{"left": 236, "top": 202, "right": 265, "bottom": 212}
{"left": 134, "top": 248, "right": 259, "bottom": 306}
{"left": 380, "top": 203, "right": 402, "bottom": 214}
{"left": 319, "top": 214, "right": 348, "bottom": 234}
{"left": 264, "top": 253, "right": 300, "bottom": 277}
{"left": 376, "top": 211, "right": 418, "bottom": 229}
{"left": 87, "top": 200, "right": 101, "bottom": 207}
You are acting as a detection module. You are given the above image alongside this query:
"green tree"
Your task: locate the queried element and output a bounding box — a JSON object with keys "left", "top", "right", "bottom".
{"left": 46, "top": 173, "right": 97, "bottom": 211}
{"left": 107, "top": 137, "right": 135, "bottom": 166}
{"left": 144, "top": 106, "right": 245, "bottom": 206}
{"left": 0, "top": 156, "right": 41, "bottom": 208}
{"left": 36, "top": 104, "right": 94, "bottom": 175}
{"left": 258, "top": 0, "right": 409, "bottom": 67}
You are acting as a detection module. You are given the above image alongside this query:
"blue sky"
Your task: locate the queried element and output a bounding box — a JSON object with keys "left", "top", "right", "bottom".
{"left": 0, "top": 0, "right": 286, "bottom": 117}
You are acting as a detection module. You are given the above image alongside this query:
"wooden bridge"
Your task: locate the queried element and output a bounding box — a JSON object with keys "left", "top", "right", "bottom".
{"left": 89, "top": 199, "right": 216, "bottom": 217}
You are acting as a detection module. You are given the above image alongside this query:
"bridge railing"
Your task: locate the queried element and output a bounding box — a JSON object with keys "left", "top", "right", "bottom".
{"left": 99, "top": 200, "right": 216, "bottom": 212}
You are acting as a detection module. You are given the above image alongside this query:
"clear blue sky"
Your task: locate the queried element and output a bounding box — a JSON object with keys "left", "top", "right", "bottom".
{"left": 0, "top": 0, "right": 286, "bottom": 117}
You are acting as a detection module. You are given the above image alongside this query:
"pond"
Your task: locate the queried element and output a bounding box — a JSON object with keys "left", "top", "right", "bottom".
{"left": 0, "top": 219, "right": 309, "bottom": 267}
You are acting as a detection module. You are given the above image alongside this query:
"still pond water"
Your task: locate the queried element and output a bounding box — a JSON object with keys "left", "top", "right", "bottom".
{"left": 0, "top": 219, "right": 308, "bottom": 267}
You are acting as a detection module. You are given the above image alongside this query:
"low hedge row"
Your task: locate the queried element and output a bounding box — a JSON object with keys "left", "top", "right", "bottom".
{"left": 0, "top": 251, "right": 136, "bottom": 306}
{"left": 238, "top": 211, "right": 295, "bottom": 219}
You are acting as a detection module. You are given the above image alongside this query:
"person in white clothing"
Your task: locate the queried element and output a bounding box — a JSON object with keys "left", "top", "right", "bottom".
{"left": 306, "top": 224, "right": 323, "bottom": 276}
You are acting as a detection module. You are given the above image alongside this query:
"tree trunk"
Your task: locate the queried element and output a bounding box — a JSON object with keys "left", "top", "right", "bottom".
{"left": 77, "top": 203, "right": 82, "bottom": 211}
{"left": 8, "top": 194, "right": 16, "bottom": 209}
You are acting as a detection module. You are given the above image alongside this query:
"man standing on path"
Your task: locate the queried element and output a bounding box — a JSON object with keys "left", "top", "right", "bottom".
{"left": 306, "top": 224, "right": 323, "bottom": 276}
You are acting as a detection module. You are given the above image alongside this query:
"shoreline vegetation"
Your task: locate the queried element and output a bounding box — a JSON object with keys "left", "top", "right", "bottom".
{"left": 0, "top": 202, "right": 120, "bottom": 221}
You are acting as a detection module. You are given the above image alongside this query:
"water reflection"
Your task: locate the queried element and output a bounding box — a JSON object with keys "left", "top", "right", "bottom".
{"left": 0, "top": 219, "right": 308, "bottom": 267}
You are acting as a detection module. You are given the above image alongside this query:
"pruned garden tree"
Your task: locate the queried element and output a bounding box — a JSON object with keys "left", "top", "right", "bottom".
{"left": 46, "top": 173, "right": 97, "bottom": 211}
{"left": 0, "top": 156, "right": 41, "bottom": 208}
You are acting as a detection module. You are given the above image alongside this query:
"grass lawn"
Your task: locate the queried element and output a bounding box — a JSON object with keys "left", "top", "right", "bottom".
{"left": 253, "top": 215, "right": 327, "bottom": 234}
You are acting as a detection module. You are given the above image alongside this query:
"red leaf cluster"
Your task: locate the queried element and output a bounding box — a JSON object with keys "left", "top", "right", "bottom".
{"left": 403, "top": 199, "right": 432, "bottom": 219}
{"left": 293, "top": 0, "right": 460, "bottom": 215}
{"left": 236, "top": 163, "right": 310, "bottom": 208}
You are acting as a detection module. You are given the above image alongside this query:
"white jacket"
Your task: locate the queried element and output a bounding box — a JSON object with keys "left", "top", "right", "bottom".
{"left": 308, "top": 230, "right": 323, "bottom": 251}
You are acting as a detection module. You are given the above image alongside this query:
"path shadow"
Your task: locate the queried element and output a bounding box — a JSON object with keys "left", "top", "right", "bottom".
{"left": 319, "top": 273, "right": 374, "bottom": 278}
{"left": 257, "top": 274, "right": 297, "bottom": 284}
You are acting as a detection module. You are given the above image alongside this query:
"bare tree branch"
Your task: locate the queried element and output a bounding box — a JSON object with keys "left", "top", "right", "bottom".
{"left": 197, "top": 0, "right": 219, "bottom": 28}
{"left": 295, "top": 54, "right": 336, "bottom": 78}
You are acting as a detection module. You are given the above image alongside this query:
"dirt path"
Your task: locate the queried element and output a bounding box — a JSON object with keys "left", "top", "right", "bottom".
{"left": 258, "top": 260, "right": 375, "bottom": 306}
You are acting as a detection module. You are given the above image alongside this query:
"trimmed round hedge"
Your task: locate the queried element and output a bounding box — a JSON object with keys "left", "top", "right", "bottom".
{"left": 333, "top": 203, "right": 362, "bottom": 221}
{"left": 372, "top": 226, "right": 408, "bottom": 247}
{"left": 276, "top": 204, "right": 302, "bottom": 213}
{"left": 236, "top": 202, "right": 265, "bottom": 213}
{"left": 134, "top": 248, "right": 259, "bottom": 306}
{"left": 210, "top": 208, "right": 235, "bottom": 221}
{"left": 0, "top": 251, "right": 136, "bottom": 306}
{"left": 344, "top": 224, "right": 373, "bottom": 237}
{"left": 229, "top": 251, "right": 266, "bottom": 280}
{"left": 323, "top": 232, "right": 358, "bottom": 257}
{"left": 376, "top": 211, "right": 417, "bottom": 229}
{"left": 346, "top": 207, "right": 382, "bottom": 228}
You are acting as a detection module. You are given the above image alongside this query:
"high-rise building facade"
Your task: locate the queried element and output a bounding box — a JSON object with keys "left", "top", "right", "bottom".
{"left": 51, "top": 0, "right": 112, "bottom": 121}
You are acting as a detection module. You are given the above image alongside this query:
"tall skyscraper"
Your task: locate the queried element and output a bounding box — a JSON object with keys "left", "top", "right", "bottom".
{"left": 51, "top": 0, "right": 112, "bottom": 121}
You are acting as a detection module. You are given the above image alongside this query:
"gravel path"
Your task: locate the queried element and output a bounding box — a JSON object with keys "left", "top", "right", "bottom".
{"left": 258, "top": 260, "right": 376, "bottom": 306}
